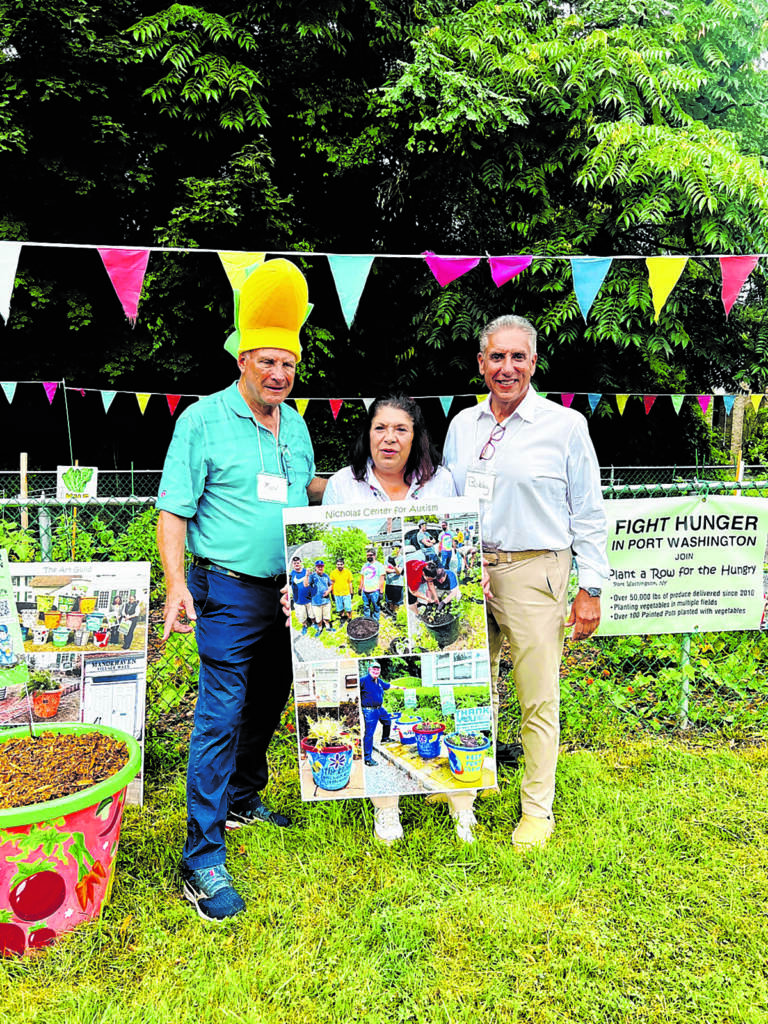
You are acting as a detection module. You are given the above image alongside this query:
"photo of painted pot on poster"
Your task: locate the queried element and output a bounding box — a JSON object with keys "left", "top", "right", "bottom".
{"left": 284, "top": 498, "right": 495, "bottom": 801}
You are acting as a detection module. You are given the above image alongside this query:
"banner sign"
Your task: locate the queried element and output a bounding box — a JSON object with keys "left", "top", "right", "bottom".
{"left": 283, "top": 497, "right": 496, "bottom": 801}
{"left": 599, "top": 496, "right": 768, "bottom": 636}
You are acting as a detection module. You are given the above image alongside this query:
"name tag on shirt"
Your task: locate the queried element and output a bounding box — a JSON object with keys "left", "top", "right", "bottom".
{"left": 257, "top": 473, "right": 288, "bottom": 503}
{"left": 464, "top": 468, "right": 496, "bottom": 502}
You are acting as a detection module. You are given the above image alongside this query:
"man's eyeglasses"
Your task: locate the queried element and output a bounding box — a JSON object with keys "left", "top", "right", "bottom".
{"left": 480, "top": 423, "right": 506, "bottom": 461}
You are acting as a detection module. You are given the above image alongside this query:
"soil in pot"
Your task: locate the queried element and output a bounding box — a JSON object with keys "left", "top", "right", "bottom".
{"left": 347, "top": 618, "right": 379, "bottom": 640}
{"left": 0, "top": 732, "right": 129, "bottom": 810}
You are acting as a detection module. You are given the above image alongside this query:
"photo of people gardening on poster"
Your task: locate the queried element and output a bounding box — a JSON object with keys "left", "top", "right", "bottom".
{"left": 402, "top": 510, "right": 487, "bottom": 652}
{"left": 285, "top": 515, "right": 409, "bottom": 662}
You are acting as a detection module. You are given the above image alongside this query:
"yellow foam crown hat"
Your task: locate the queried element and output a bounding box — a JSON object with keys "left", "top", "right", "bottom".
{"left": 237, "top": 258, "right": 308, "bottom": 362}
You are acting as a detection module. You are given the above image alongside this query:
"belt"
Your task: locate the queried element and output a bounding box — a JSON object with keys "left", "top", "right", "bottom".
{"left": 191, "top": 556, "right": 286, "bottom": 587}
{"left": 482, "top": 548, "right": 552, "bottom": 566}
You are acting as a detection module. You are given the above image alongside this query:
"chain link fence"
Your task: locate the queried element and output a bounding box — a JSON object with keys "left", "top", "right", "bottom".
{"left": 0, "top": 474, "right": 766, "bottom": 772}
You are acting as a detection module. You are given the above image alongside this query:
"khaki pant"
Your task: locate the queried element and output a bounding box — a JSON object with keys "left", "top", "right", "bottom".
{"left": 487, "top": 549, "right": 571, "bottom": 818}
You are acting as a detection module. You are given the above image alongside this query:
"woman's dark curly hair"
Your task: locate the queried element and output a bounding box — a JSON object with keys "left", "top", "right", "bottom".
{"left": 350, "top": 394, "right": 442, "bottom": 486}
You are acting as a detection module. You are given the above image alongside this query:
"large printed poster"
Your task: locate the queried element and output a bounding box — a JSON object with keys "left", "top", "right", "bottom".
{"left": 284, "top": 498, "right": 496, "bottom": 801}
{"left": 599, "top": 495, "right": 768, "bottom": 636}
{"left": 1, "top": 561, "right": 150, "bottom": 804}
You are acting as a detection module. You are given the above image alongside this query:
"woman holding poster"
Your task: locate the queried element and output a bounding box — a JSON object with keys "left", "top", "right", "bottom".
{"left": 323, "top": 394, "right": 479, "bottom": 845}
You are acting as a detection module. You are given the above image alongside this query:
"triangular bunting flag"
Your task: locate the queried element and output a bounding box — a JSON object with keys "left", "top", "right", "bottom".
{"left": 643, "top": 395, "right": 657, "bottom": 415}
{"left": 218, "top": 251, "right": 266, "bottom": 291}
{"left": 670, "top": 395, "right": 684, "bottom": 414}
{"left": 136, "top": 393, "right": 150, "bottom": 414}
{"left": 330, "top": 399, "right": 343, "bottom": 420}
{"left": 697, "top": 395, "right": 712, "bottom": 415}
{"left": 1, "top": 382, "right": 16, "bottom": 404}
{"left": 43, "top": 382, "right": 58, "bottom": 405}
{"left": 328, "top": 255, "right": 374, "bottom": 329}
{"left": 538, "top": 392, "right": 548, "bottom": 400}
{"left": 422, "top": 251, "right": 480, "bottom": 287}
{"left": 362, "top": 397, "right": 375, "bottom": 411}
{"left": 722, "top": 395, "right": 735, "bottom": 416}
{"left": 587, "top": 393, "right": 601, "bottom": 413}
{"left": 720, "top": 256, "right": 759, "bottom": 317}
{"left": 476, "top": 394, "right": 487, "bottom": 403}
{"left": 570, "top": 257, "right": 613, "bottom": 322}
{"left": 616, "top": 394, "right": 629, "bottom": 415}
{"left": 561, "top": 393, "right": 575, "bottom": 408}
{"left": 439, "top": 396, "right": 453, "bottom": 416}
{"left": 750, "top": 394, "right": 762, "bottom": 413}
{"left": 488, "top": 256, "right": 533, "bottom": 288}
{"left": 97, "top": 248, "right": 151, "bottom": 324}
{"left": 166, "top": 394, "right": 181, "bottom": 416}
{"left": 0, "top": 242, "right": 21, "bottom": 324}
{"left": 101, "top": 390, "right": 116, "bottom": 414}
{"left": 646, "top": 257, "right": 689, "bottom": 322}
{"left": 294, "top": 398, "right": 309, "bottom": 418}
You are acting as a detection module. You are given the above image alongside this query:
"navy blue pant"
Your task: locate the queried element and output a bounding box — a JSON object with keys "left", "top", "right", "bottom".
{"left": 362, "top": 705, "right": 391, "bottom": 760}
{"left": 183, "top": 566, "right": 292, "bottom": 869}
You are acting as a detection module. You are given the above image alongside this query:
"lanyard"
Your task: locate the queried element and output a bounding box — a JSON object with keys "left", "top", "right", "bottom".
{"left": 255, "top": 412, "right": 285, "bottom": 480}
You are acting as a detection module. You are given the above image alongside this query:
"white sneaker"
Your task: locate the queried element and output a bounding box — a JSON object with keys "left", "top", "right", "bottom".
{"left": 373, "top": 805, "right": 403, "bottom": 844}
{"left": 451, "top": 808, "right": 478, "bottom": 844}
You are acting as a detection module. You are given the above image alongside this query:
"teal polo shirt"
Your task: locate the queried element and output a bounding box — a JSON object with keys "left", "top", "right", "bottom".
{"left": 157, "top": 381, "right": 315, "bottom": 577}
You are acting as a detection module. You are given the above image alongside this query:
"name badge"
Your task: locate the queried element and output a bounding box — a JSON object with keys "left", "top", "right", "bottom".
{"left": 464, "top": 469, "right": 496, "bottom": 502}
{"left": 257, "top": 473, "right": 288, "bottom": 503}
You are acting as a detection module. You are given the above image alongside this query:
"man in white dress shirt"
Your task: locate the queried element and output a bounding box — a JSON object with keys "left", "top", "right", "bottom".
{"left": 443, "top": 315, "right": 609, "bottom": 852}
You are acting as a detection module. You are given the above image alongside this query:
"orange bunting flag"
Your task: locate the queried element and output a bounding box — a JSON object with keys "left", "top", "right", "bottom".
{"left": 643, "top": 395, "right": 657, "bottom": 415}
{"left": 330, "top": 399, "right": 343, "bottom": 420}
{"left": 136, "top": 393, "right": 150, "bottom": 414}
{"left": 166, "top": 394, "right": 181, "bottom": 416}
{"left": 616, "top": 394, "right": 629, "bottom": 415}
{"left": 294, "top": 398, "right": 309, "bottom": 418}
{"left": 646, "top": 257, "right": 689, "bottom": 322}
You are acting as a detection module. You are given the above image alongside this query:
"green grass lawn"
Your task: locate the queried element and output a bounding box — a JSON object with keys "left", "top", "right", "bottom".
{"left": 2, "top": 733, "right": 766, "bottom": 1024}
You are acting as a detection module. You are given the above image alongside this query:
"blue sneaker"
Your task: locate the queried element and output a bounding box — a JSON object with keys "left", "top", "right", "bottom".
{"left": 226, "top": 794, "right": 291, "bottom": 830}
{"left": 181, "top": 863, "right": 245, "bottom": 922}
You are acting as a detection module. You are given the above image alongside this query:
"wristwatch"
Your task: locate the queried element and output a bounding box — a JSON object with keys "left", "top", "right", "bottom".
{"left": 582, "top": 587, "right": 601, "bottom": 598}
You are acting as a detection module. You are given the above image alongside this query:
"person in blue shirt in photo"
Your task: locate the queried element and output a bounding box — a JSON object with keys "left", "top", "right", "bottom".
{"left": 434, "top": 565, "right": 461, "bottom": 605}
{"left": 359, "top": 660, "right": 392, "bottom": 766}
{"left": 289, "top": 555, "right": 312, "bottom": 635}
{"left": 308, "top": 559, "right": 335, "bottom": 636}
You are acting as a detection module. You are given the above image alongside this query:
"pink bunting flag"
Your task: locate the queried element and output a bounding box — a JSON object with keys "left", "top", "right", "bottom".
{"left": 720, "top": 256, "right": 759, "bottom": 317}
{"left": 67, "top": 387, "right": 86, "bottom": 397}
{"left": 97, "top": 247, "right": 151, "bottom": 324}
{"left": 166, "top": 394, "right": 181, "bottom": 416}
{"left": 643, "top": 395, "right": 657, "bottom": 415}
{"left": 488, "top": 256, "right": 533, "bottom": 288}
{"left": 43, "top": 382, "right": 58, "bottom": 405}
{"left": 561, "top": 393, "right": 575, "bottom": 408}
{"left": 697, "top": 395, "right": 712, "bottom": 415}
{"left": 422, "top": 251, "right": 480, "bottom": 287}
{"left": 330, "top": 399, "right": 343, "bottom": 420}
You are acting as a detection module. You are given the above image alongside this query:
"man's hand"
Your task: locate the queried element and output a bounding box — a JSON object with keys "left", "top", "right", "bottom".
{"left": 280, "top": 584, "right": 291, "bottom": 628}
{"left": 566, "top": 589, "right": 601, "bottom": 641}
{"left": 481, "top": 558, "right": 493, "bottom": 601}
{"left": 162, "top": 584, "right": 197, "bottom": 640}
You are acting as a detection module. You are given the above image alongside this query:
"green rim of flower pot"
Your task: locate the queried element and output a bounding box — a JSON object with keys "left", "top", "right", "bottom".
{"left": 0, "top": 723, "right": 141, "bottom": 827}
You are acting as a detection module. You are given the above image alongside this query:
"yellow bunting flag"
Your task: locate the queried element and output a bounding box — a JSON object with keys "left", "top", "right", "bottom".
{"left": 616, "top": 394, "right": 629, "bottom": 415}
{"left": 476, "top": 394, "right": 487, "bottom": 403}
{"left": 136, "top": 392, "right": 150, "bottom": 414}
{"left": 218, "top": 251, "right": 266, "bottom": 291}
{"left": 750, "top": 394, "right": 762, "bottom": 413}
{"left": 294, "top": 398, "right": 309, "bottom": 418}
{"left": 646, "top": 257, "right": 689, "bottom": 322}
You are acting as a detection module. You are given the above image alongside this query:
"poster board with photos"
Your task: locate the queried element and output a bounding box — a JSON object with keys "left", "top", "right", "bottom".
{"left": 284, "top": 497, "right": 496, "bottom": 802}
{"left": 2, "top": 561, "right": 150, "bottom": 805}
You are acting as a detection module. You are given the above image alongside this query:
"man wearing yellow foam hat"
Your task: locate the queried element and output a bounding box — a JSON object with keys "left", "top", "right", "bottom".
{"left": 156, "top": 259, "right": 326, "bottom": 922}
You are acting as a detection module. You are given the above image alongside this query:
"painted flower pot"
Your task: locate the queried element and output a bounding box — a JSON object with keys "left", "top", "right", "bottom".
{"left": 85, "top": 613, "right": 103, "bottom": 631}
{"left": 0, "top": 724, "right": 140, "bottom": 957}
{"left": 35, "top": 596, "right": 54, "bottom": 614}
{"left": 20, "top": 610, "right": 38, "bottom": 629}
{"left": 65, "top": 612, "right": 84, "bottom": 629}
{"left": 93, "top": 631, "right": 109, "bottom": 648}
{"left": 413, "top": 723, "right": 446, "bottom": 760}
{"left": 51, "top": 628, "right": 71, "bottom": 648}
{"left": 43, "top": 611, "right": 61, "bottom": 630}
{"left": 31, "top": 688, "right": 63, "bottom": 719}
{"left": 79, "top": 598, "right": 97, "bottom": 615}
{"left": 73, "top": 629, "right": 88, "bottom": 647}
{"left": 57, "top": 597, "right": 76, "bottom": 613}
{"left": 443, "top": 733, "right": 491, "bottom": 785}
{"left": 32, "top": 627, "right": 49, "bottom": 646}
{"left": 19, "top": 626, "right": 30, "bottom": 641}
{"left": 300, "top": 737, "right": 354, "bottom": 791}
{"left": 395, "top": 715, "right": 422, "bottom": 745}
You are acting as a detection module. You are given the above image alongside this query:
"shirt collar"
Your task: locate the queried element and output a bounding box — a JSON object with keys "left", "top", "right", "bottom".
{"left": 476, "top": 386, "right": 539, "bottom": 425}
